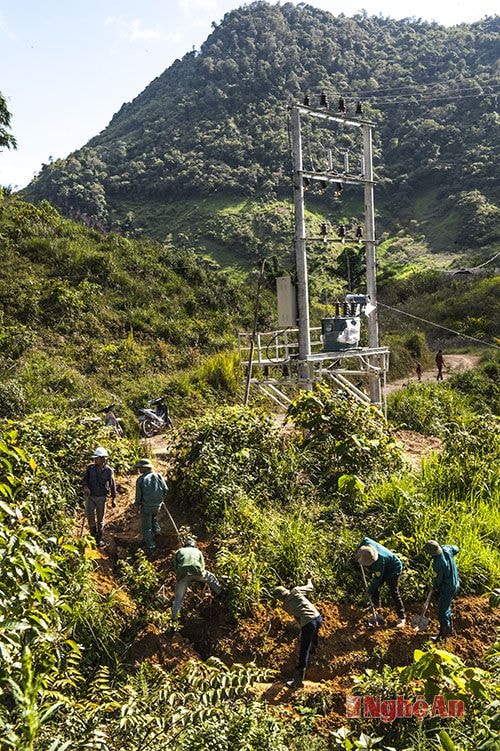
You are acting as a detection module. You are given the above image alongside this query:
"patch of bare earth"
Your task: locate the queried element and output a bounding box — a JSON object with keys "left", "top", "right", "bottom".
{"left": 77, "top": 370, "right": 498, "bottom": 733}
{"left": 395, "top": 429, "right": 443, "bottom": 471}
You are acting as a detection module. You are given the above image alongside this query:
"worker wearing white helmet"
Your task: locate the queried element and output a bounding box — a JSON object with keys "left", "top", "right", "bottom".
{"left": 82, "top": 447, "right": 117, "bottom": 548}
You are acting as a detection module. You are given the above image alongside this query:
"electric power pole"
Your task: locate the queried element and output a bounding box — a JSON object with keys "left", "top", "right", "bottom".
{"left": 289, "top": 101, "right": 383, "bottom": 408}
{"left": 363, "top": 123, "right": 381, "bottom": 406}
{"left": 290, "top": 106, "right": 312, "bottom": 386}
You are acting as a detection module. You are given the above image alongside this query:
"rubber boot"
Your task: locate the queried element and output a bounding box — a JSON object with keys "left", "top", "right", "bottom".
{"left": 430, "top": 624, "right": 446, "bottom": 642}
{"left": 286, "top": 668, "right": 306, "bottom": 690}
{"left": 96, "top": 524, "right": 105, "bottom": 548}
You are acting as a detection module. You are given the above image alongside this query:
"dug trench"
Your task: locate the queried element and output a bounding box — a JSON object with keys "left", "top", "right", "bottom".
{"left": 84, "top": 472, "right": 500, "bottom": 727}
{"left": 84, "top": 435, "right": 499, "bottom": 728}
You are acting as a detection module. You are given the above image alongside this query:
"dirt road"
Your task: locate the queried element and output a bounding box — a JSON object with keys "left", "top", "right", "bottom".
{"left": 386, "top": 353, "right": 480, "bottom": 394}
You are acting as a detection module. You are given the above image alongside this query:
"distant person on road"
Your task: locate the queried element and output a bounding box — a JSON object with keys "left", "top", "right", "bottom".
{"left": 435, "top": 350, "right": 445, "bottom": 381}
{"left": 82, "top": 447, "right": 116, "bottom": 548}
{"left": 134, "top": 458, "right": 168, "bottom": 559}
{"left": 415, "top": 361, "right": 422, "bottom": 381}
{"left": 169, "top": 538, "right": 222, "bottom": 629}
{"left": 425, "top": 540, "right": 460, "bottom": 641}
{"left": 273, "top": 574, "right": 322, "bottom": 689}
{"left": 356, "top": 537, "right": 406, "bottom": 628}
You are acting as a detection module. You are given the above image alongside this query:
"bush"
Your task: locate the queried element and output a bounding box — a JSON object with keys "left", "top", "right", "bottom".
{"left": 0, "top": 379, "right": 27, "bottom": 418}
{"left": 169, "top": 406, "right": 297, "bottom": 522}
{"left": 287, "top": 382, "right": 403, "bottom": 492}
{"left": 448, "top": 356, "right": 500, "bottom": 416}
{"left": 387, "top": 383, "right": 471, "bottom": 435}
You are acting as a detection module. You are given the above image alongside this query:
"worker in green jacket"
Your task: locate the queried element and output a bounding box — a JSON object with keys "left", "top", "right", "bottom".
{"left": 356, "top": 536, "right": 406, "bottom": 628}
{"left": 170, "top": 538, "right": 222, "bottom": 624}
{"left": 425, "top": 540, "right": 460, "bottom": 641}
{"left": 134, "top": 458, "right": 168, "bottom": 558}
{"left": 273, "top": 574, "right": 322, "bottom": 689}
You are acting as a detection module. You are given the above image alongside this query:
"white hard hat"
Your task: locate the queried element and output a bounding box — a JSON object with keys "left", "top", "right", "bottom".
{"left": 91, "top": 446, "right": 108, "bottom": 458}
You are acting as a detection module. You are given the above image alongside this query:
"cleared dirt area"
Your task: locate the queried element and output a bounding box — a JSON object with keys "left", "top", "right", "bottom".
{"left": 88, "top": 465, "right": 499, "bottom": 730}
{"left": 82, "top": 356, "right": 498, "bottom": 731}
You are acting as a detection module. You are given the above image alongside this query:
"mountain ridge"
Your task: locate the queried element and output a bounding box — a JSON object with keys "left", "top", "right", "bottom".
{"left": 23, "top": 2, "right": 499, "bottom": 254}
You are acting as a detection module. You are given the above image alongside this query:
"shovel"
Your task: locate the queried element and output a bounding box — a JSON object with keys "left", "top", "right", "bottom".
{"left": 359, "top": 563, "right": 385, "bottom": 627}
{"left": 411, "top": 587, "right": 433, "bottom": 631}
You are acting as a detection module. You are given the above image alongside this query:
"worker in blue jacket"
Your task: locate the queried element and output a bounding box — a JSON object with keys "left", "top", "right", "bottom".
{"left": 134, "top": 458, "right": 168, "bottom": 558}
{"left": 425, "top": 540, "right": 460, "bottom": 641}
{"left": 356, "top": 536, "right": 406, "bottom": 627}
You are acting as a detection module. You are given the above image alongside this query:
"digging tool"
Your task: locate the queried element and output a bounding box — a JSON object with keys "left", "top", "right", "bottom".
{"left": 159, "top": 501, "right": 180, "bottom": 541}
{"left": 359, "top": 563, "right": 385, "bottom": 627}
{"left": 411, "top": 587, "right": 434, "bottom": 631}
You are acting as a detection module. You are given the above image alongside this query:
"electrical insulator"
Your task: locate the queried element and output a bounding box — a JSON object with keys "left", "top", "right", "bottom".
{"left": 335, "top": 301, "right": 341, "bottom": 316}
{"left": 320, "top": 222, "right": 328, "bottom": 236}
{"left": 319, "top": 92, "right": 328, "bottom": 108}
{"left": 303, "top": 94, "right": 311, "bottom": 106}
{"left": 350, "top": 302, "right": 357, "bottom": 315}
{"left": 320, "top": 180, "right": 328, "bottom": 190}
{"left": 355, "top": 101, "right": 363, "bottom": 115}
{"left": 356, "top": 225, "right": 363, "bottom": 240}
{"left": 338, "top": 97, "right": 346, "bottom": 113}
{"left": 334, "top": 182, "right": 344, "bottom": 197}
{"left": 338, "top": 224, "right": 347, "bottom": 240}
{"left": 303, "top": 176, "right": 310, "bottom": 187}
{"left": 343, "top": 301, "right": 349, "bottom": 316}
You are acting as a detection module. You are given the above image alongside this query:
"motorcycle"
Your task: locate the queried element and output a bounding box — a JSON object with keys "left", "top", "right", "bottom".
{"left": 137, "top": 397, "right": 173, "bottom": 437}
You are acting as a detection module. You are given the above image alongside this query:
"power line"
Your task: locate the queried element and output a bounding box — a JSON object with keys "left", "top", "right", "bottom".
{"left": 367, "top": 91, "right": 498, "bottom": 105}
{"left": 467, "top": 251, "right": 500, "bottom": 271}
{"left": 349, "top": 78, "right": 500, "bottom": 97}
{"left": 378, "top": 301, "right": 500, "bottom": 350}
{"left": 363, "top": 86, "right": 499, "bottom": 100}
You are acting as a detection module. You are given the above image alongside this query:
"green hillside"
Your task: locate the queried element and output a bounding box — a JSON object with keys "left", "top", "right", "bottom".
{"left": 22, "top": 2, "right": 499, "bottom": 257}
{"left": 0, "top": 195, "right": 272, "bottom": 423}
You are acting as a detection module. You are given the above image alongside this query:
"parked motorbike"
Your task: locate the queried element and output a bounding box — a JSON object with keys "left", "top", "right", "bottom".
{"left": 137, "top": 397, "right": 173, "bottom": 437}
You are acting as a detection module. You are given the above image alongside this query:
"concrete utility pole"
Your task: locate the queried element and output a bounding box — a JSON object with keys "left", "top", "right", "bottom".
{"left": 362, "top": 123, "right": 381, "bottom": 406}
{"left": 290, "top": 106, "right": 312, "bottom": 385}
{"left": 288, "top": 101, "right": 383, "bottom": 408}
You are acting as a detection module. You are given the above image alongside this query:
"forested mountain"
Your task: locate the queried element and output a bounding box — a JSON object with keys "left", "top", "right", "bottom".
{"left": 23, "top": 2, "right": 499, "bottom": 252}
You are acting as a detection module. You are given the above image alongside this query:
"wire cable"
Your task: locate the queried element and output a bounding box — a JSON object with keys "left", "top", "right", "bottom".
{"left": 348, "top": 78, "right": 500, "bottom": 97}
{"left": 467, "top": 250, "right": 500, "bottom": 271}
{"left": 378, "top": 301, "right": 500, "bottom": 349}
{"left": 355, "top": 86, "right": 500, "bottom": 102}
{"left": 366, "top": 91, "right": 498, "bottom": 105}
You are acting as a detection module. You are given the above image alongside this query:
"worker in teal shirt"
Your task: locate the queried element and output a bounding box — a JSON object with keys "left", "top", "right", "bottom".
{"left": 134, "top": 459, "right": 168, "bottom": 558}
{"left": 425, "top": 540, "right": 460, "bottom": 641}
{"left": 356, "top": 536, "right": 406, "bottom": 627}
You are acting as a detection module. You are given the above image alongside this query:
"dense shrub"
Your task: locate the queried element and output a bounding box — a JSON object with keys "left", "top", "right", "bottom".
{"left": 387, "top": 382, "right": 471, "bottom": 435}
{"left": 169, "top": 406, "right": 300, "bottom": 522}
{"left": 287, "top": 382, "right": 403, "bottom": 491}
{"left": 448, "top": 355, "right": 500, "bottom": 415}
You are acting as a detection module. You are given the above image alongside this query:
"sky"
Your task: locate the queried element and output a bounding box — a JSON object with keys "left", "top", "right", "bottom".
{"left": 1, "top": 0, "right": 497, "bottom": 189}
